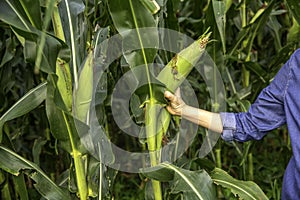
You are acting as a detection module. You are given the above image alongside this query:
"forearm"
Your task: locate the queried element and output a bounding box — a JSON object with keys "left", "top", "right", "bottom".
{"left": 182, "top": 105, "right": 223, "bottom": 133}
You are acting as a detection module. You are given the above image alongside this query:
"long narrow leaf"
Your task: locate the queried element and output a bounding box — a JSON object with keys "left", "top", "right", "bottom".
{"left": 0, "top": 0, "right": 33, "bottom": 31}
{"left": 0, "top": 146, "right": 70, "bottom": 200}
{"left": 18, "top": 0, "right": 42, "bottom": 29}
{"left": 212, "top": 0, "right": 226, "bottom": 53}
{"left": 0, "top": 82, "right": 47, "bottom": 141}
{"left": 211, "top": 168, "right": 268, "bottom": 200}
{"left": 162, "top": 163, "right": 216, "bottom": 200}
{"left": 142, "top": 162, "right": 216, "bottom": 199}
{"left": 59, "top": 0, "right": 86, "bottom": 90}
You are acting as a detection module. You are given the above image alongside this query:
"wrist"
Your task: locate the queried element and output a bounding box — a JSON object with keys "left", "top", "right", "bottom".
{"left": 181, "top": 105, "right": 200, "bottom": 121}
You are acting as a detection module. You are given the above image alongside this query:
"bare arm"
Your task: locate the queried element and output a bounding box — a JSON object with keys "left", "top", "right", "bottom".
{"left": 164, "top": 90, "right": 223, "bottom": 133}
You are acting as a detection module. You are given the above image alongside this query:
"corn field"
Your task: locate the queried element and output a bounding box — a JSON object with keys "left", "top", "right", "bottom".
{"left": 0, "top": 0, "right": 299, "bottom": 199}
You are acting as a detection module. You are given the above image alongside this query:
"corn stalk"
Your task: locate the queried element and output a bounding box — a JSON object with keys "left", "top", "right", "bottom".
{"left": 52, "top": 4, "right": 89, "bottom": 199}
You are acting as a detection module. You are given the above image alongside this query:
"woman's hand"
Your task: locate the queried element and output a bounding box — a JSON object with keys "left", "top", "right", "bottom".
{"left": 164, "top": 88, "right": 223, "bottom": 133}
{"left": 164, "top": 89, "right": 186, "bottom": 116}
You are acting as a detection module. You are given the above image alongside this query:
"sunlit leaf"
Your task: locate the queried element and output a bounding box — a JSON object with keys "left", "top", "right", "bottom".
{"left": 139, "top": 0, "right": 160, "bottom": 14}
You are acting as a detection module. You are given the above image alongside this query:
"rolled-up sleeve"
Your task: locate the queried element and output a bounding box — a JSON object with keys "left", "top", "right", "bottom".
{"left": 220, "top": 112, "right": 236, "bottom": 141}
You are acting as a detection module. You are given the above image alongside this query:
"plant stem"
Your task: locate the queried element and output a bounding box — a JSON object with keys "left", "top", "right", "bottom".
{"left": 145, "top": 99, "right": 162, "bottom": 200}
{"left": 215, "top": 148, "right": 221, "bottom": 169}
{"left": 52, "top": 7, "right": 87, "bottom": 199}
{"left": 241, "top": 0, "right": 247, "bottom": 28}
{"left": 248, "top": 153, "right": 253, "bottom": 181}
{"left": 62, "top": 113, "right": 87, "bottom": 199}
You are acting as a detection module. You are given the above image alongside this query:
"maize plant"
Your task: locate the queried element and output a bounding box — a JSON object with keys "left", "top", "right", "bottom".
{"left": 0, "top": 0, "right": 299, "bottom": 199}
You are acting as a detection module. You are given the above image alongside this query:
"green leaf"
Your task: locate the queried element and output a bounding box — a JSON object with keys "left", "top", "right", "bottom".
{"left": 244, "top": 1, "right": 275, "bottom": 59}
{"left": 0, "top": 37, "right": 16, "bottom": 68}
{"left": 46, "top": 76, "right": 87, "bottom": 154}
{"left": 244, "top": 62, "right": 267, "bottom": 83}
{"left": 286, "top": 0, "right": 300, "bottom": 25}
{"left": 12, "top": 175, "right": 29, "bottom": 200}
{"left": 212, "top": 0, "right": 226, "bottom": 53}
{"left": 0, "top": 82, "right": 47, "bottom": 141}
{"left": 0, "top": 0, "right": 65, "bottom": 73}
{"left": 139, "top": 0, "right": 160, "bottom": 14}
{"left": 167, "top": 164, "right": 216, "bottom": 200}
{"left": 58, "top": 0, "right": 86, "bottom": 89}
{"left": 108, "top": 0, "right": 158, "bottom": 67}
{"left": 45, "top": 76, "right": 71, "bottom": 141}
{"left": 287, "top": 17, "right": 300, "bottom": 44}
{"left": 0, "top": 0, "right": 34, "bottom": 32}
{"left": 141, "top": 163, "right": 175, "bottom": 182}
{"left": 0, "top": 145, "right": 70, "bottom": 200}
{"left": 17, "top": 0, "right": 42, "bottom": 29}
{"left": 211, "top": 168, "right": 268, "bottom": 200}
{"left": 32, "top": 138, "right": 48, "bottom": 166}
{"left": 142, "top": 162, "right": 216, "bottom": 200}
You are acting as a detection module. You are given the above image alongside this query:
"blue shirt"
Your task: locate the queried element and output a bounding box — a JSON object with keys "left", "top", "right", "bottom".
{"left": 220, "top": 48, "right": 300, "bottom": 200}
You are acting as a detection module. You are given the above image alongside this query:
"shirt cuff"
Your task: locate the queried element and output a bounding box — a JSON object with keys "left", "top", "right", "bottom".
{"left": 220, "top": 112, "right": 236, "bottom": 142}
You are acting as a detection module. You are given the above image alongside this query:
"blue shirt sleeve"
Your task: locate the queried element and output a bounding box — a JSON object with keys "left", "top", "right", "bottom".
{"left": 220, "top": 52, "right": 291, "bottom": 142}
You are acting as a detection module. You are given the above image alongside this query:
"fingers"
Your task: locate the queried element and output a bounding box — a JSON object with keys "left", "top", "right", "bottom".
{"left": 164, "top": 90, "right": 176, "bottom": 102}
{"left": 164, "top": 89, "right": 184, "bottom": 116}
{"left": 165, "top": 105, "right": 177, "bottom": 115}
{"left": 164, "top": 88, "right": 181, "bottom": 101}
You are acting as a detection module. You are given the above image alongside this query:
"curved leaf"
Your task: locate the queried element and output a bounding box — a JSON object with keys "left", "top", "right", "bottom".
{"left": 211, "top": 168, "right": 268, "bottom": 200}
{"left": 0, "top": 82, "right": 47, "bottom": 141}
{"left": 0, "top": 146, "right": 70, "bottom": 200}
{"left": 142, "top": 162, "right": 216, "bottom": 200}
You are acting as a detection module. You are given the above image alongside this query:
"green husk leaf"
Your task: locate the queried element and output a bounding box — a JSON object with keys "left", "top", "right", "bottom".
{"left": 74, "top": 51, "right": 93, "bottom": 123}
{"left": 157, "top": 31, "right": 211, "bottom": 92}
{"left": 56, "top": 59, "right": 73, "bottom": 111}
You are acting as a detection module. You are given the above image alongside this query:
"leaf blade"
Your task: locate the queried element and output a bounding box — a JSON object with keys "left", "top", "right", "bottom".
{"left": 0, "top": 82, "right": 47, "bottom": 142}
{"left": 211, "top": 168, "right": 268, "bottom": 200}
{"left": 0, "top": 146, "right": 70, "bottom": 200}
